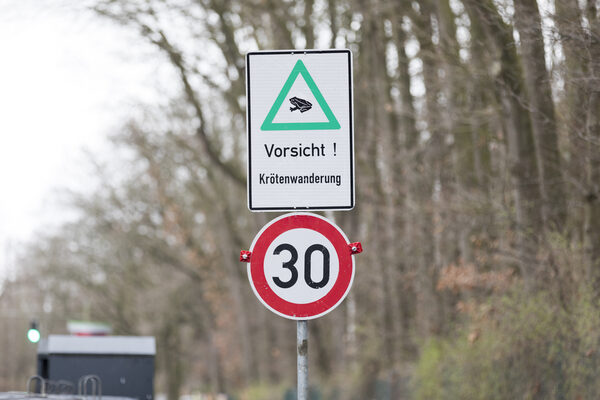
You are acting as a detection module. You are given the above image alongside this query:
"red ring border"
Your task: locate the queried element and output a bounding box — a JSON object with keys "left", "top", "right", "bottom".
{"left": 249, "top": 214, "right": 354, "bottom": 319}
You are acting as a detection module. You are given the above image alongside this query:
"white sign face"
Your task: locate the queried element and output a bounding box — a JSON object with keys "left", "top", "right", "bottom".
{"left": 264, "top": 228, "right": 340, "bottom": 304}
{"left": 246, "top": 50, "right": 354, "bottom": 211}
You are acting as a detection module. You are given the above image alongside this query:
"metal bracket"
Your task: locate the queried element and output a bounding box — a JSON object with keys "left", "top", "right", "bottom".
{"left": 240, "top": 250, "right": 252, "bottom": 262}
{"left": 348, "top": 242, "right": 363, "bottom": 254}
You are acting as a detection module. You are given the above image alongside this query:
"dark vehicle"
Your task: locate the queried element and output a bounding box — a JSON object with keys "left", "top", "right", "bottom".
{"left": 289, "top": 97, "right": 312, "bottom": 113}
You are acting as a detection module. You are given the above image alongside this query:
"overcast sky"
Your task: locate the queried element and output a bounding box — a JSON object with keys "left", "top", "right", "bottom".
{"left": 0, "top": 1, "right": 165, "bottom": 280}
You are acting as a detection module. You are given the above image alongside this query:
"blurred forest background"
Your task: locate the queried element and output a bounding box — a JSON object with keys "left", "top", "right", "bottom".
{"left": 1, "top": 0, "right": 600, "bottom": 399}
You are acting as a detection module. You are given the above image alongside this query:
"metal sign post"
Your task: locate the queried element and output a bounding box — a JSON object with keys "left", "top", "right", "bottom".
{"left": 244, "top": 48, "right": 358, "bottom": 400}
{"left": 241, "top": 213, "right": 362, "bottom": 398}
{"left": 297, "top": 320, "right": 308, "bottom": 400}
{"left": 240, "top": 49, "right": 362, "bottom": 400}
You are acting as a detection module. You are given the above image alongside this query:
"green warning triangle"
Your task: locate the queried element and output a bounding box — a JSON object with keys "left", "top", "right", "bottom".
{"left": 261, "top": 60, "right": 341, "bottom": 131}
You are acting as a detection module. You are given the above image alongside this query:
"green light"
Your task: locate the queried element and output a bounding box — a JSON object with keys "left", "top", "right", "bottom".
{"left": 27, "top": 328, "right": 40, "bottom": 343}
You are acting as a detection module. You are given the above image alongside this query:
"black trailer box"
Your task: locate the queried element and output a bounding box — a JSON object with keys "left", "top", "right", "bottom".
{"left": 37, "top": 335, "right": 155, "bottom": 400}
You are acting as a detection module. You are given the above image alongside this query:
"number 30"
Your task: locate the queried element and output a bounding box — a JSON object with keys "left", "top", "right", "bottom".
{"left": 272, "top": 243, "right": 330, "bottom": 289}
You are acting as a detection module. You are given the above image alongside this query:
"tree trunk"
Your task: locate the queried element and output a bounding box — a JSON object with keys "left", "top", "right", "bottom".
{"left": 412, "top": 0, "right": 446, "bottom": 335}
{"left": 160, "top": 319, "right": 183, "bottom": 400}
{"left": 463, "top": 0, "right": 543, "bottom": 285}
{"left": 585, "top": 6, "right": 600, "bottom": 290}
{"left": 392, "top": 0, "right": 419, "bottom": 360}
{"left": 555, "top": 0, "right": 589, "bottom": 197}
{"left": 513, "top": 0, "right": 566, "bottom": 231}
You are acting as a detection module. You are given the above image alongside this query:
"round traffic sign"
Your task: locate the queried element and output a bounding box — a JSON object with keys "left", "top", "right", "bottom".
{"left": 247, "top": 212, "right": 355, "bottom": 320}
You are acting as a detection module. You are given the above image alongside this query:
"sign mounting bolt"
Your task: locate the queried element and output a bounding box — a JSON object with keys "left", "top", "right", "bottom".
{"left": 348, "top": 242, "right": 363, "bottom": 255}
{"left": 240, "top": 250, "right": 252, "bottom": 262}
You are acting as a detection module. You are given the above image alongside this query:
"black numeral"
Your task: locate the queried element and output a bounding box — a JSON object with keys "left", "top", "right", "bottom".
{"left": 272, "top": 243, "right": 298, "bottom": 288}
{"left": 272, "top": 243, "right": 330, "bottom": 289}
{"left": 304, "top": 244, "right": 330, "bottom": 289}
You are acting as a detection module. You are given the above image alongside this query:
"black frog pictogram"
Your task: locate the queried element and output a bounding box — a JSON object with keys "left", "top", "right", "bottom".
{"left": 289, "top": 97, "right": 313, "bottom": 113}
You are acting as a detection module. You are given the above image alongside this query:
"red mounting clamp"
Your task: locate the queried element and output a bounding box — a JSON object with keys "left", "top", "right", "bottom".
{"left": 240, "top": 250, "right": 252, "bottom": 262}
{"left": 348, "top": 242, "right": 363, "bottom": 255}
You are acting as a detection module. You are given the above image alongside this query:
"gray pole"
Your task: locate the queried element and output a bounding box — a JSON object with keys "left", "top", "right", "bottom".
{"left": 297, "top": 320, "right": 308, "bottom": 400}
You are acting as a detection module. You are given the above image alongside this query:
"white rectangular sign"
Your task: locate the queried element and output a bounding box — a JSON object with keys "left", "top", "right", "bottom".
{"left": 246, "top": 50, "right": 354, "bottom": 211}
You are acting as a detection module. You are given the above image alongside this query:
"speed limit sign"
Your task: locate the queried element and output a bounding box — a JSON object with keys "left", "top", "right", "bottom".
{"left": 241, "top": 213, "right": 361, "bottom": 320}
